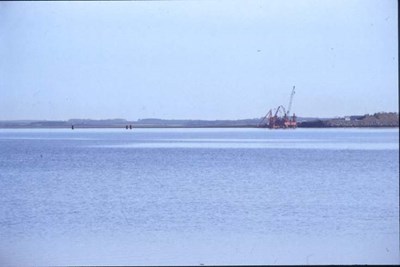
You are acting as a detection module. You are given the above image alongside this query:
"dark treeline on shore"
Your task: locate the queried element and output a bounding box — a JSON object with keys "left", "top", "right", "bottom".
{"left": 0, "top": 112, "right": 398, "bottom": 129}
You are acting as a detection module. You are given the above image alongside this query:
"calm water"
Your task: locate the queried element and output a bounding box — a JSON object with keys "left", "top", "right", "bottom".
{"left": 0, "top": 128, "right": 398, "bottom": 265}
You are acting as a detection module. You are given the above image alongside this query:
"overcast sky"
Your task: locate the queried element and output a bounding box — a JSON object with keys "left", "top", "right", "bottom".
{"left": 0, "top": 0, "right": 397, "bottom": 120}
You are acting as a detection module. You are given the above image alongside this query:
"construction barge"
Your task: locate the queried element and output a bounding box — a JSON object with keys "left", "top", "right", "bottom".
{"left": 258, "top": 86, "right": 297, "bottom": 129}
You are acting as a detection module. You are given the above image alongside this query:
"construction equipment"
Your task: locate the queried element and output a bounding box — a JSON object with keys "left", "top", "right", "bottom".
{"left": 258, "top": 86, "right": 297, "bottom": 129}
{"left": 286, "top": 86, "right": 295, "bottom": 117}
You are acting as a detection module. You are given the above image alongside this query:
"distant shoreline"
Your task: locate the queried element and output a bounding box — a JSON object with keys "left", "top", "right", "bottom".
{"left": 0, "top": 112, "right": 398, "bottom": 129}
{"left": 0, "top": 125, "right": 398, "bottom": 129}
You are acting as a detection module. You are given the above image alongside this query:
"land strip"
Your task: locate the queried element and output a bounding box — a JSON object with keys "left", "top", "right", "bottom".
{"left": 0, "top": 112, "right": 398, "bottom": 129}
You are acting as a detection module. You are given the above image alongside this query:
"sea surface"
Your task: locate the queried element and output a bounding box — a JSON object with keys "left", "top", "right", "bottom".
{"left": 0, "top": 128, "right": 398, "bottom": 265}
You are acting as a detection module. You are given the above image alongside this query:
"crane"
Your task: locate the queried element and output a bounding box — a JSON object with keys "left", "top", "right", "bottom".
{"left": 258, "top": 86, "right": 297, "bottom": 129}
{"left": 258, "top": 109, "right": 272, "bottom": 127}
{"left": 286, "top": 86, "right": 295, "bottom": 117}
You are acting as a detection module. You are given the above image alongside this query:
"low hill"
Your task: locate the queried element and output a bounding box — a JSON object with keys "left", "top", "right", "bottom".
{"left": 299, "top": 112, "right": 399, "bottom": 128}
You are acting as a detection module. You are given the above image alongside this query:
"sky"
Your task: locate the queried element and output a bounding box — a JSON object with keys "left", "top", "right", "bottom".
{"left": 0, "top": 0, "right": 398, "bottom": 120}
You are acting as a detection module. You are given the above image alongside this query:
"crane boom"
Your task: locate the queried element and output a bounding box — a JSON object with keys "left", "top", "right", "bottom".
{"left": 286, "top": 86, "right": 295, "bottom": 116}
{"left": 258, "top": 109, "right": 272, "bottom": 127}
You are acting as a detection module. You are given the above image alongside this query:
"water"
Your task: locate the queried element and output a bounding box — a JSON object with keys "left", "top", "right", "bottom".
{"left": 0, "top": 128, "right": 398, "bottom": 265}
